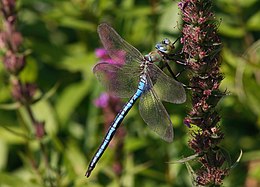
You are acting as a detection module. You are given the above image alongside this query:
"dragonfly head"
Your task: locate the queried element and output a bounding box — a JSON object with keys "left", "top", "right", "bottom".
{"left": 155, "top": 38, "right": 175, "bottom": 54}
{"left": 145, "top": 51, "right": 162, "bottom": 63}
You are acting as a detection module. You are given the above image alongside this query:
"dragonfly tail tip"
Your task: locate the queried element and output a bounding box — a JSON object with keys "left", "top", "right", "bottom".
{"left": 85, "top": 170, "right": 92, "bottom": 178}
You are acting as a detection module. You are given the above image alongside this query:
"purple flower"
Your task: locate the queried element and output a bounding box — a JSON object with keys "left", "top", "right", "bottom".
{"left": 94, "top": 48, "right": 125, "bottom": 109}
{"left": 95, "top": 48, "right": 126, "bottom": 64}
{"left": 35, "top": 121, "right": 45, "bottom": 139}
{"left": 11, "top": 79, "right": 37, "bottom": 103}
{"left": 94, "top": 93, "right": 110, "bottom": 108}
{"left": 3, "top": 50, "right": 25, "bottom": 74}
{"left": 95, "top": 48, "right": 109, "bottom": 59}
{"left": 183, "top": 118, "right": 191, "bottom": 128}
{"left": 179, "top": 0, "right": 228, "bottom": 185}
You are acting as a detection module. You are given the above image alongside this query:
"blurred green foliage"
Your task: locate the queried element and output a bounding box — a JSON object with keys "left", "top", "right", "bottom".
{"left": 0, "top": 0, "right": 259, "bottom": 186}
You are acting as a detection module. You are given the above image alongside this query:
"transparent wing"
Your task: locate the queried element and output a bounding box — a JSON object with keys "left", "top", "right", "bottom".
{"left": 139, "top": 76, "right": 174, "bottom": 142}
{"left": 98, "top": 23, "right": 144, "bottom": 64}
{"left": 147, "top": 63, "right": 186, "bottom": 104}
{"left": 93, "top": 61, "right": 140, "bottom": 98}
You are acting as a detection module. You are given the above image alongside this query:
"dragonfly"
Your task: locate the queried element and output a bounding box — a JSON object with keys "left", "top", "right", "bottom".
{"left": 86, "top": 23, "right": 186, "bottom": 177}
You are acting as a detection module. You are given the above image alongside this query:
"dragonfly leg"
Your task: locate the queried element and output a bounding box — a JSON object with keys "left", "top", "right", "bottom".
{"left": 167, "top": 53, "right": 189, "bottom": 66}
{"left": 165, "top": 63, "right": 228, "bottom": 97}
{"left": 164, "top": 63, "right": 195, "bottom": 90}
{"left": 175, "top": 59, "right": 188, "bottom": 66}
{"left": 164, "top": 61, "right": 203, "bottom": 91}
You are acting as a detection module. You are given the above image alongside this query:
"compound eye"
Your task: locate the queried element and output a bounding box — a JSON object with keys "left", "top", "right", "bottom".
{"left": 162, "top": 38, "right": 170, "bottom": 45}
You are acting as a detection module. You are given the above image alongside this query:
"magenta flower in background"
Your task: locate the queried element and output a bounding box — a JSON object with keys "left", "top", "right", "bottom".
{"left": 95, "top": 48, "right": 114, "bottom": 64}
{"left": 94, "top": 48, "right": 117, "bottom": 109}
{"left": 95, "top": 48, "right": 107, "bottom": 58}
{"left": 94, "top": 47, "right": 123, "bottom": 110}
{"left": 95, "top": 48, "right": 126, "bottom": 64}
{"left": 94, "top": 92, "right": 110, "bottom": 108}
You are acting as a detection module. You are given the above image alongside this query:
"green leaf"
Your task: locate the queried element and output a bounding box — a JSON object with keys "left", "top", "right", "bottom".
{"left": 58, "top": 45, "right": 96, "bottom": 74}
{"left": 60, "top": 17, "right": 96, "bottom": 31}
{"left": 246, "top": 11, "right": 260, "bottom": 31}
{"left": 158, "top": 2, "right": 181, "bottom": 37}
{"left": 64, "top": 140, "right": 86, "bottom": 177}
{"left": 31, "top": 98, "right": 59, "bottom": 136}
{"left": 115, "top": 6, "right": 151, "bottom": 18}
{"left": 219, "top": 22, "right": 245, "bottom": 38}
{"left": 0, "top": 172, "right": 42, "bottom": 187}
{"left": 124, "top": 137, "right": 148, "bottom": 152}
{"left": 169, "top": 153, "right": 200, "bottom": 163}
{"left": 185, "top": 161, "right": 199, "bottom": 187}
{"left": 0, "top": 102, "right": 21, "bottom": 110}
{"left": 0, "top": 139, "right": 8, "bottom": 170}
{"left": 19, "top": 57, "right": 38, "bottom": 83}
{"left": 0, "top": 125, "right": 28, "bottom": 144}
{"left": 231, "top": 150, "right": 243, "bottom": 169}
{"left": 55, "top": 80, "right": 91, "bottom": 125}
{"left": 242, "top": 150, "right": 260, "bottom": 162}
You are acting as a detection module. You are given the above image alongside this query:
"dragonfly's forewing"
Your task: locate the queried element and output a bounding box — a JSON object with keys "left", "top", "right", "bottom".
{"left": 147, "top": 63, "right": 186, "bottom": 104}
{"left": 98, "top": 23, "right": 144, "bottom": 65}
{"left": 139, "top": 76, "right": 174, "bottom": 142}
{"left": 93, "top": 61, "right": 140, "bottom": 98}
